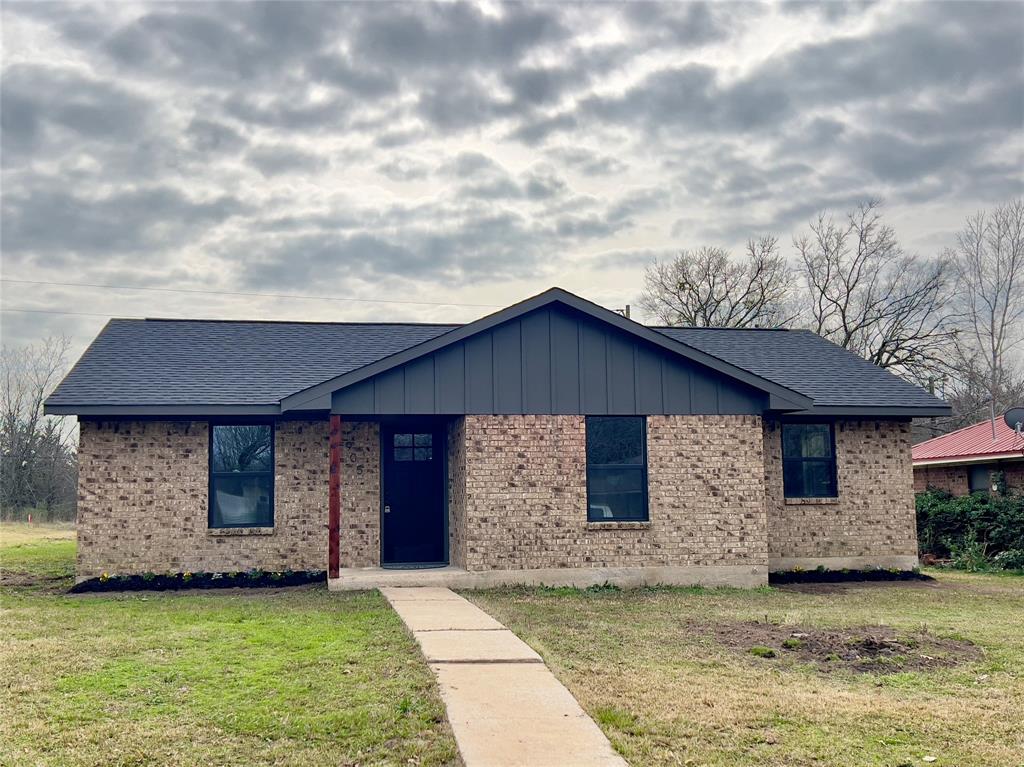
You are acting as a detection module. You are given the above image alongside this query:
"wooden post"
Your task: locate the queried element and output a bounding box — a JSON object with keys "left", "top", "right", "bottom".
{"left": 328, "top": 414, "right": 341, "bottom": 579}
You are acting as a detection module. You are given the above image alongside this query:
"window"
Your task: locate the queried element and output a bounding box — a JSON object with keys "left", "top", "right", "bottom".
{"left": 586, "top": 416, "right": 648, "bottom": 521}
{"left": 968, "top": 465, "right": 992, "bottom": 493}
{"left": 393, "top": 433, "right": 433, "bottom": 462}
{"left": 781, "top": 423, "right": 837, "bottom": 498}
{"left": 210, "top": 424, "right": 274, "bottom": 528}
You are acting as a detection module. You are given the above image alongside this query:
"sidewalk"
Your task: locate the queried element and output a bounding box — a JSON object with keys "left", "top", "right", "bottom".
{"left": 381, "top": 587, "right": 627, "bottom": 767}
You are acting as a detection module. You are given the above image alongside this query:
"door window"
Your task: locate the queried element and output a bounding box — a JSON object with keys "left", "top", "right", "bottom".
{"left": 393, "top": 433, "right": 433, "bottom": 461}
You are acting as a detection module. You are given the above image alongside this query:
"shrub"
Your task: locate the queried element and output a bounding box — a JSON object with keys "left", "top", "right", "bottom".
{"left": 916, "top": 489, "right": 1024, "bottom": 570}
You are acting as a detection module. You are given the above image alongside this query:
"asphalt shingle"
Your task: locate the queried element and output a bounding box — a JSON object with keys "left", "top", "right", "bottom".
{"left": 46, "top": 317, "right": 945, "bottom": 411}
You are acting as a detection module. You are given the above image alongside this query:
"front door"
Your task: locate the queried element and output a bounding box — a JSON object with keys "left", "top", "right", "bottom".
{"left": 381, "top": 422, "right": 447, "bottom": 566}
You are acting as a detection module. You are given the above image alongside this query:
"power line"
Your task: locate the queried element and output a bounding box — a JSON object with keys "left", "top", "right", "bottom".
{"left": 0, "top": 278, "right": 503, "bottom": 309}
{"left": 1, "top": 307, "right": 124, "bottom": 318}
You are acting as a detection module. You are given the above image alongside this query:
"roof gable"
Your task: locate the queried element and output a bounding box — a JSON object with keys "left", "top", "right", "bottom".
{"left": 279, "top": 288, "right": 812, "bottom": 412}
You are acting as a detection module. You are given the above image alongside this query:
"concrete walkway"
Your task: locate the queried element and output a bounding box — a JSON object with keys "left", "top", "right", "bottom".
{"left": 381, "top": 587, "right": 627, "bottom": 767}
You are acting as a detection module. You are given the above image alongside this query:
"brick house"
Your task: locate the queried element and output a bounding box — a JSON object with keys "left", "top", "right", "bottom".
{"left": 45, "top": 288, "right": 950, "bottom": 588}
{"left": 913, "top": 418, "right": 1024, "bottom": 496}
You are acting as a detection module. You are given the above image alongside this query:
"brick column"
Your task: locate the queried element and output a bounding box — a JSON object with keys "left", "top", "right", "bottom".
{"left": 329, "top": 414, "right": 341, "bottom": 578}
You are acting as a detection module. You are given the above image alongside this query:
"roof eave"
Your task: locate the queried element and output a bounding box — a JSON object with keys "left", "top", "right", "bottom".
{"left": 914, "top": 452, "right": 1024, "bottom": 467}
{"left": 778, "top": 404, "right": 953, "bottom": 418}
{"left": 44, "top": 403, "right": 287, "bottom": 417}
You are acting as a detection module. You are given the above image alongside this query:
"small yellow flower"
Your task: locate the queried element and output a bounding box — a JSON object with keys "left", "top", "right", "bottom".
{"left": 100, "top": 572, "right": 109, "bottom": 582}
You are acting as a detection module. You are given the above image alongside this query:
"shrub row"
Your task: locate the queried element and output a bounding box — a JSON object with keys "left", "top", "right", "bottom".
{"left": 916, "top": 489, "right": 1024, "bottom": 571}
{"left": 70, "top": 569, "right": 326, "bottom": 593}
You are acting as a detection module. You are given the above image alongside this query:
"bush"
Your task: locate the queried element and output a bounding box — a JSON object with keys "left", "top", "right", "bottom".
{"left": 916, "top": 489, "right": 1024, "bottom": 570}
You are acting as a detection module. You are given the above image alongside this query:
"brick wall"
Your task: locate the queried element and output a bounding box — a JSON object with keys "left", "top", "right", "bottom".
{"left": 77, "top": 419, "right": 329, "bottom": 577}
{"left": 338, "top": 420, "right": 380, "bottom": 568}
{"left": 447, "top": 417, "right": 468, "bottom": 568}
{"left": 77, "top": 419, "right": 329, "bottom": 573}
{"left": 913, "top": 462, "right": 1024, "bottom": 495}
{"left": 453, "top": 414, "right": 767, "bottom": 572}
{"left": 913, "top": 464, "right": 969, "bottom": 494}
{"left": 764, "top": 419, "right": 917, "bottom": 561}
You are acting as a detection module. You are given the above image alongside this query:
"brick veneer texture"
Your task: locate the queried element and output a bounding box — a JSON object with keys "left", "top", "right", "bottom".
{"left": 337, "top": 420, "right": 381, "bottom": 568}
{"left": 452, "top": 414, "right": 768, "bottom": 572}
{"left": 913, "top": 461, "right": 1024, "bottom": 495}
{"left": 447, "top": 417, "right": 469, "bottom": 568}
{"left": 77, "top": 419, "right": 330, "bottom": 577}
{"left": 764, "top": 419, "right": 917, "bottom": 559}
{"left": 913, "top": 464, "right": 969, "bottom": 495}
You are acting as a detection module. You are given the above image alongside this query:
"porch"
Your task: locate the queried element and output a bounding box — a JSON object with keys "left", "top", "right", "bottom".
{"left": 327, "top": 563, "right": 768, "bottom": 590}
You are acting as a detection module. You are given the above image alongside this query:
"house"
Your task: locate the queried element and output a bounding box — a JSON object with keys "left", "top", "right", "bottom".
{"left": 913, "top": 417, "right": 1024, "bottom": 495}
{"left": 45, "top": 288, "right": 951, "bottom": 588}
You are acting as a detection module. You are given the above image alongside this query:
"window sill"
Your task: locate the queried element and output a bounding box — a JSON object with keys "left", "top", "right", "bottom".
{"left": 784, "top": 497, "right": 840, "bottom": 505}
{"left": 586, "top": 521, "right": 652, "bottom": 531}
{"left": 207, "top": 527, "right": 275, "bottom": 536}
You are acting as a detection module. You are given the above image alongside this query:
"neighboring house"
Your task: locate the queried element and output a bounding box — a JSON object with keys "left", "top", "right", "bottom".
{"left": 913, "top": 418, "right": 1024, "bottom": 495}
{"left": 45, "top": 288, "right": 950, "bottom": 588}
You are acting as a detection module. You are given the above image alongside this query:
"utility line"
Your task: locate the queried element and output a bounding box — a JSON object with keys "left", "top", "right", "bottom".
{"left": 1, "top": 307, "right": 126, "bottom": 318}
{"left": 0, "top": 278, "right": 503, "bottom": 309}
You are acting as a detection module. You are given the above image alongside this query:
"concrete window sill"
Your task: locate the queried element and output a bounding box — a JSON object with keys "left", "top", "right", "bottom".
{"left": 784, "top": 497, "right": 840, "bottom": 506}
{"left": 207, "top": 527, "right": 275, "bottom": 536}
{"left": 586, "top": 521, "right": 652, "bottom": 531}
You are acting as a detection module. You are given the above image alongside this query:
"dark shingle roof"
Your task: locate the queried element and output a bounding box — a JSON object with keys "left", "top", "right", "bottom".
{"left": 656, "top": 327, "right": 944, "bottom": 410}
{"left": 46, "top": 315, "right": 946, "bottom": 413}
{"left": 46, "top": 319, "right": 457, "bottom": 407}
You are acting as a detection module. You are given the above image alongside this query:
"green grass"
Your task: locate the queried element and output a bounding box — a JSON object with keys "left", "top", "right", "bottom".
{"left": 468, "top": 573, "right": 1024, "bottom": 767}
{"left": 0, "top": 524, "right": 459, "bottom": 766}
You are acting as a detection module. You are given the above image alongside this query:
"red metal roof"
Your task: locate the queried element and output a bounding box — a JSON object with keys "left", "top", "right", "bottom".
{"left": 913, "top": 417, "right": 1024, "bottom": 464}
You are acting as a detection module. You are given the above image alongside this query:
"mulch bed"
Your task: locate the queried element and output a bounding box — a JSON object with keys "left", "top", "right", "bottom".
{"left": 69, "top": 570, "right": 326, "bottom": 593}
{"left": 710, "top": 620, "right": 981, "bottom": 674}
{"left": 769, "top": 568, "right": 933, "bottom": 585}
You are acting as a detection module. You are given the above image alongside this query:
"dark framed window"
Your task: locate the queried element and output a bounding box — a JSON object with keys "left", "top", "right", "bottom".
{"left": 781, "top": 422, "right": 837, "bottom": 498}
{"left": 209, "top": 424, "right": 274, "bottom": 528}
{"left": 393, "top": 432, "right": 433, "bottom": 462}
{"left": 586, "top": 416, "right": 648, "bottom": 521}
{"left": 968, "top": 465, "right": 992, "bottom": 493}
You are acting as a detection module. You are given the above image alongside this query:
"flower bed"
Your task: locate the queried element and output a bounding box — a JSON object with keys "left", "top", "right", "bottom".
{"left": 70, "top": 569, "right": 325, "bottom": 593}
{"left": 769, "top": 567, "right": 931, "bottom": 585}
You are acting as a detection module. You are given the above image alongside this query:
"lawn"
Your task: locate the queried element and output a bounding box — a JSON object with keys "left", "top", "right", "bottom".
{"left": 469, "top": 573, "right": 1024, "bottom": 767}
{"left": 0, "top": 523, "right": 459, "bottom": 767}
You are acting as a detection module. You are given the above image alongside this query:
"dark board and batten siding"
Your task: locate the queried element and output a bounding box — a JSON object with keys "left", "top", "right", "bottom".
{"left": 332, "top": 306, "right": 766, "bottom": 416}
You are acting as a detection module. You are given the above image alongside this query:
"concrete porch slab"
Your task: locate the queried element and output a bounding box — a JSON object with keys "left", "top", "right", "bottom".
{"left": 330, "top": 563, "right": 767, "bottom": 590}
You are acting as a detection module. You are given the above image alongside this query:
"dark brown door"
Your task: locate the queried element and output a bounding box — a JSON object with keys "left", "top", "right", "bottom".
{"left": 381, "top": 423, "right": 446, "bottom": 565}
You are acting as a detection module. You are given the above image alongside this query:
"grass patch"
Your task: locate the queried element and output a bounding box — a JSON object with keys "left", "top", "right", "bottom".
{"left": 0, "top": 523, "right": 459, "bottom": 766}
{"left": 468, "top": 572, "right": 1024, "bottom": 766}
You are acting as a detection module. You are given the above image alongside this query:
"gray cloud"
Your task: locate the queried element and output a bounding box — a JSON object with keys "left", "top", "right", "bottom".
{"left": 1, "top": 0, "right": 1021, "bottom": 354}
{"left": 247, "top": 144, "right": 328, "bottom": 177}
{"left": 2, "top": 182, "right": 247, "bottom": 262}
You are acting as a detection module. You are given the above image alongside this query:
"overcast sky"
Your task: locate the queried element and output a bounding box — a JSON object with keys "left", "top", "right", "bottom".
{"left": 2, "top": 0, "right": 1022, "bottom": 360}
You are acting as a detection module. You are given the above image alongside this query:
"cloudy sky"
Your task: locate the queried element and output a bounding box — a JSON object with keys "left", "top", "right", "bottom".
{"left": 2, "top": 0, "right": 1022, "bottom": 359}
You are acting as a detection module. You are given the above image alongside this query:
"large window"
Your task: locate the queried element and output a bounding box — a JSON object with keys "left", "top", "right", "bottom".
{"left": 210, "top": 424, "right": 274, "bottom": 528}
{"left": 586, "top": 416, "right": 648, "bottom": 521}
{"left": 781, "top": 423, "right": 837, "bottom": 498}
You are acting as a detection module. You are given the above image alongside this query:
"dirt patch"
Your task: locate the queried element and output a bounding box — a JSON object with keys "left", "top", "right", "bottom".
{"left": 0, "top": 570, "right": 74, "bottom": 594}
{"left": 773, "top": 579, "right": 947, "bottom": 595}
{"left": 709, "top": 621, "right": 981, "bottom": 674}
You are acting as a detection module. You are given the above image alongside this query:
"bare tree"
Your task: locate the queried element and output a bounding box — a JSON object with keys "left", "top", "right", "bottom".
{"left": 0, "top": 336, "right": 77, "bottom": 521}
{"left": 948, "top": 198, "right": 1024, "bottom": 438}
{"left": 795, "top": 199, "right": 956, "bottom": 383}
{"left": 639, "top": 236, "right": 796, "bottom": 327}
